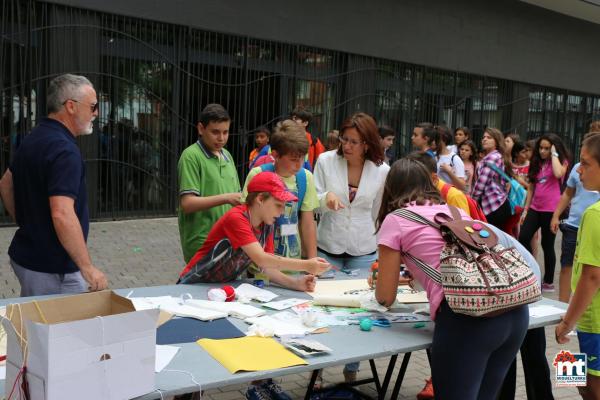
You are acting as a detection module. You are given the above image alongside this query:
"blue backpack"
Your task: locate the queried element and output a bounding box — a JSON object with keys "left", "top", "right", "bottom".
{"left": 259, "top": 163, "right": 307, "bottom": 207}
{"left": 259, "top": 163, "right": 307, "bottom": 257}
{"left": 485, "top": 162, "right": 527, "bottom": 215}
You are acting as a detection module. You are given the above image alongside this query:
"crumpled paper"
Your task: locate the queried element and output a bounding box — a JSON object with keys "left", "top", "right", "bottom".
{"left": 246, "top": 323, "right": 275, "bottom": 337}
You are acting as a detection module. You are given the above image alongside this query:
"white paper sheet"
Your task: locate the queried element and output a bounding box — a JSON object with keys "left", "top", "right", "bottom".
{"left": 235, "top": 283, "right": 279, "bottom": 302}
{"left": 528, "top": 305, "right": 566, "bottom": 318}
{"left": 161, "top": 304, "right": 228, "bottom": 321}
{"left": 186, "top": 299, "right": 265, "bottom": 319}
{"left": 130, "top": 296, "right": 227, "bottom": 321}
{"left": 130, "top": 296, "right": 174, "bottom": 311}
{"left": 262, "top": 298, "right": 310, "bottom": 311}
{"left": 155, "top": 345, "right": 179, "bottom": 372}
{"left": 246, "top": 311, "right": 321, "bottom": 337}
{"left": 310, "top": 280, "right": 428, "bottom": 304}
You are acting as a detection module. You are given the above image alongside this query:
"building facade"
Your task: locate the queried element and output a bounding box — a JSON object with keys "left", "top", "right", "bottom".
{"left": 1, "top": 0, "right": 599, "bottom": 221}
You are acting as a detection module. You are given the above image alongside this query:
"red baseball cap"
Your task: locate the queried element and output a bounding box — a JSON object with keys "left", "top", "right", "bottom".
{"left": 248, "top": 172, "right": 298, "bottom": 202}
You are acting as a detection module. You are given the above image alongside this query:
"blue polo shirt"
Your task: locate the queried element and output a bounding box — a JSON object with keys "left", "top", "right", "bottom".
{"left": 8, "top": 117, "right": 89, "bottom": 274}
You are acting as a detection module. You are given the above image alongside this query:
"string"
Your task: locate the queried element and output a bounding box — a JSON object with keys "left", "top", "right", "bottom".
{"left": 32, "top": 301, "right": 48, "bottom": 324}
{"left": 7, "top": 367, "right": 24, "bottom": 400}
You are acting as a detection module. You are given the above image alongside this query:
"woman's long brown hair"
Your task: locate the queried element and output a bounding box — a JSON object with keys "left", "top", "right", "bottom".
{"left": 375, "top": 158, "right": 443, "bottom": 232}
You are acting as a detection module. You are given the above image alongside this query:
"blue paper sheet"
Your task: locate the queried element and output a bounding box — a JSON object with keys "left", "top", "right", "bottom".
{"left": 156, "top": 317, "right": 245, "bottom": 345}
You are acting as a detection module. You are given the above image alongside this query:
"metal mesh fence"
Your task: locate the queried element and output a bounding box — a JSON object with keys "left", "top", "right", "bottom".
{"left": 2, "top": 0, "right": 599, "bottom": 222}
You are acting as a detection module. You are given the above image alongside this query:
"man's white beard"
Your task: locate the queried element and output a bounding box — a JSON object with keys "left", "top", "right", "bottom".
{"left": 79, "top": 118, "right": 95, "bottom": 135}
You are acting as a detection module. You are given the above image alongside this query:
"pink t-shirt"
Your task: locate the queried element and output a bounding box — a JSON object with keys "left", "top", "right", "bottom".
{"left": 463, "top": 161, "right": 475, "bottom": 194}
{"left": 530, "top": 161, "right": 567, "bottom": 212}
{"left": 377, "top": 204, "right": 471, "bottom": 320}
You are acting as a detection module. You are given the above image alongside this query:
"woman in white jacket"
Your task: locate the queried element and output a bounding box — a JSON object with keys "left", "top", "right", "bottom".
{"left": 313, "top": 112, "right": 390, "bottom": 382}
{"left": 314, "top": 112, "right": 390, "bottom": 271}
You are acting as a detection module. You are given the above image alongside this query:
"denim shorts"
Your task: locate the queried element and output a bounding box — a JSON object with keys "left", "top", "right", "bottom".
{"left": 559, "top": 223, "right": 578, "bottom": 268}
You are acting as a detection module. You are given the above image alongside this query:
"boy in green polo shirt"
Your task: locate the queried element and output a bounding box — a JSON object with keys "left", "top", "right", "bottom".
{"left": 178, "top": 104, "right": 241, "bottom": 263}
{"left": 556, "top": 132, "right": 600, "bottom": 398}
{"left": 242, "top": 120, "right": 319, "bottom": 265}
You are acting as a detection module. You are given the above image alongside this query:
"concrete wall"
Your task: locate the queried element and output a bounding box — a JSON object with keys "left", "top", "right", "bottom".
{"left": 47, "top": 0, "right": 600, "bottom": 94}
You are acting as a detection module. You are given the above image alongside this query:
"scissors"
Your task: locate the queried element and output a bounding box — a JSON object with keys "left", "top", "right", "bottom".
{"left": 371, "top": 317, "right": 391, "bottom": 328}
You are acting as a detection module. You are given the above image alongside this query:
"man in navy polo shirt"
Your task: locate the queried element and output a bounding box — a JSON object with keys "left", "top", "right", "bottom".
{"left": 0, "top": 74, "right": 107, "bottom": 296}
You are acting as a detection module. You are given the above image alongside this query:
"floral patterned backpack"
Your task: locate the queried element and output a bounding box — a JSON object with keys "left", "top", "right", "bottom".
{"left": 394, "top": 205, "right": 541, "bottom": 317}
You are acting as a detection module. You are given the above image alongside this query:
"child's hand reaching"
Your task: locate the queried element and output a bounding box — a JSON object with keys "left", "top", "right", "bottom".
{"left": 296, "top": 274, "right": 316, "bottom": 292}
{"left": 307, "top": 257, "right": 331, "bottom": 275}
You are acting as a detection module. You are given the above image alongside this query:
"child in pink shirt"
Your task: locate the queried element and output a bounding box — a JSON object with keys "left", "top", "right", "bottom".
{"left": 374, "top": 158, "right": 529, "bottom": 399}
{"left": 519, "top": 133, "right": 570, "bottom": 292}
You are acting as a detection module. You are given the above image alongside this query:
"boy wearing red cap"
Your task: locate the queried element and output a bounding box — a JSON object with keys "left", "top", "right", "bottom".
{"left": 178, "top": 171, "right": 329, "bottom": 289}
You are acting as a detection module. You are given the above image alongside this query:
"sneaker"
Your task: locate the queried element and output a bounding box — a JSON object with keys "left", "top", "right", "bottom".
{"left": 262, "top": 380, "right": 292, "bottom": 400}
{"left": 416, "top": 378, "right": 434, "bottom": 400}
{"left": 246, "top": 385, "right": 272, "bottom": 400}
{"left": 541, "top": 283, "right": 555, "bottom": 292}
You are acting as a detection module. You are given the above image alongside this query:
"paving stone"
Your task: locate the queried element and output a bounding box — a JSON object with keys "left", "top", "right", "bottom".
{"left": 207, "top": 390, "right": 245, "bottom": 400}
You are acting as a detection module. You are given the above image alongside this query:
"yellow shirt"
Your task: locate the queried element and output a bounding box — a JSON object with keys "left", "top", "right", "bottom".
{"left": 435, "top": 179, "right": 471, "bottom": 217}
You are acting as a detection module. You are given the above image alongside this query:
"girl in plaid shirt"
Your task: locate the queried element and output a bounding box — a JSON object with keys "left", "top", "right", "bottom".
{"left": 471, "top": 128, "right": 513, "bottom": 230}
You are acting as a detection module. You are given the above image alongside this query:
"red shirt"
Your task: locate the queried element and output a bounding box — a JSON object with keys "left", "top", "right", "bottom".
{"left": 179, "top": 205, "right": 274, "bottom": 282}
{"left": 512, "top": 163, "right": 529, "bottom": 181}
{"left": 306, "top": 132, "right": 325, "bottom": 170}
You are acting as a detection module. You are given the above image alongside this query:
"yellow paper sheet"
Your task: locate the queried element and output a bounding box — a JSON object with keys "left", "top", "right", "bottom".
{"left": 197, "top": 336, "right": 307, "bottom": 373}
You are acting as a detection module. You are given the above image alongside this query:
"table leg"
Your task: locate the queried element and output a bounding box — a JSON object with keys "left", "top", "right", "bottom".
{"left": 378, "top": 354, "right": 398, "bottom": 400}
{"left": 304, "top": 369, "right": 321, "bottom": 400}
{"left": 368, "top": 359, "right": 382, "bottom": 393}
{"left": 390, "top": 352, "right": 412, "bottom": 400}
{"left": 426, "top": 348, "right": 432, "bottom": 366}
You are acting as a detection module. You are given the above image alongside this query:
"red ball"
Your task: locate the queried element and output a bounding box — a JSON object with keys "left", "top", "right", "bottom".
{"left": 222, "top": 285, "right": 236, "bottom": 302}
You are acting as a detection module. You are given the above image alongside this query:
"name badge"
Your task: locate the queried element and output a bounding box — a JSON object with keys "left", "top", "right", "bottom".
{"left": 281, "top": 223, "right": 297, "bottom": 236}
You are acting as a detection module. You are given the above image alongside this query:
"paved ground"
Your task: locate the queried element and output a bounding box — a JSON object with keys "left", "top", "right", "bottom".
{"left": 0, "top": 218, "right": 582, "bottom": 399}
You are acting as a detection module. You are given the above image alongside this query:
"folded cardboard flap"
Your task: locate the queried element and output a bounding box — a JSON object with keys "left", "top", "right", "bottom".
{"left": 5, "top": 291, "right": 171, "bottom": 349}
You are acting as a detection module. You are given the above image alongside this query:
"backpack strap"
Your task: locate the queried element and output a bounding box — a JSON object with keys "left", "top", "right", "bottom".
{"left": 485, "top": 161, "right": 510, "bottom": 183}
{"left": 296, "top": 168, "right": 307, "bottom": 207}
{"left": 303, "top": 158, "right": 312, "bottom": 172}
{"left": 450, "top": 153, "right": 457, "bottom": 167}
{"left": 401, "top": 252, "right": 442, "bottom": 283}
{"left": 392, "top": 208, "right": 440, "bottom": 229}
{"left": 390, "top": 208, "right": 442, "bottom": 283}
{"left": 260, "top": 163, "right": 275, "bottom": 173}
{"left": 260, "top": 163, "right": 307, "bottom": 208}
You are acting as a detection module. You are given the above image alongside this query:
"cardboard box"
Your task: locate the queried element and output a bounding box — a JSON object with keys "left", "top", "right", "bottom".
{"left": 1, "top": 291, "right": 170, "bottom": 400}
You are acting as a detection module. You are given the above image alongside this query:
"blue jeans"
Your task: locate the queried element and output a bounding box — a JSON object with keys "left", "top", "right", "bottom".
{"left": 317, "top": 250, "right": 377, "bottom": 373}
{"left": 433, "top": 301, "right": 528, "bottom": 399}
{"left": 317, "top": 250, "right": 377, "bottom": 272}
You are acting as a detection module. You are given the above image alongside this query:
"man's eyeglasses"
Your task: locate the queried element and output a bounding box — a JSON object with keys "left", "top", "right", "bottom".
{"left": 63, "top": 99, "right": 99, "bottom": 113}
{"left": 338, "top": 136, "right": 365, "bottom": 146}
